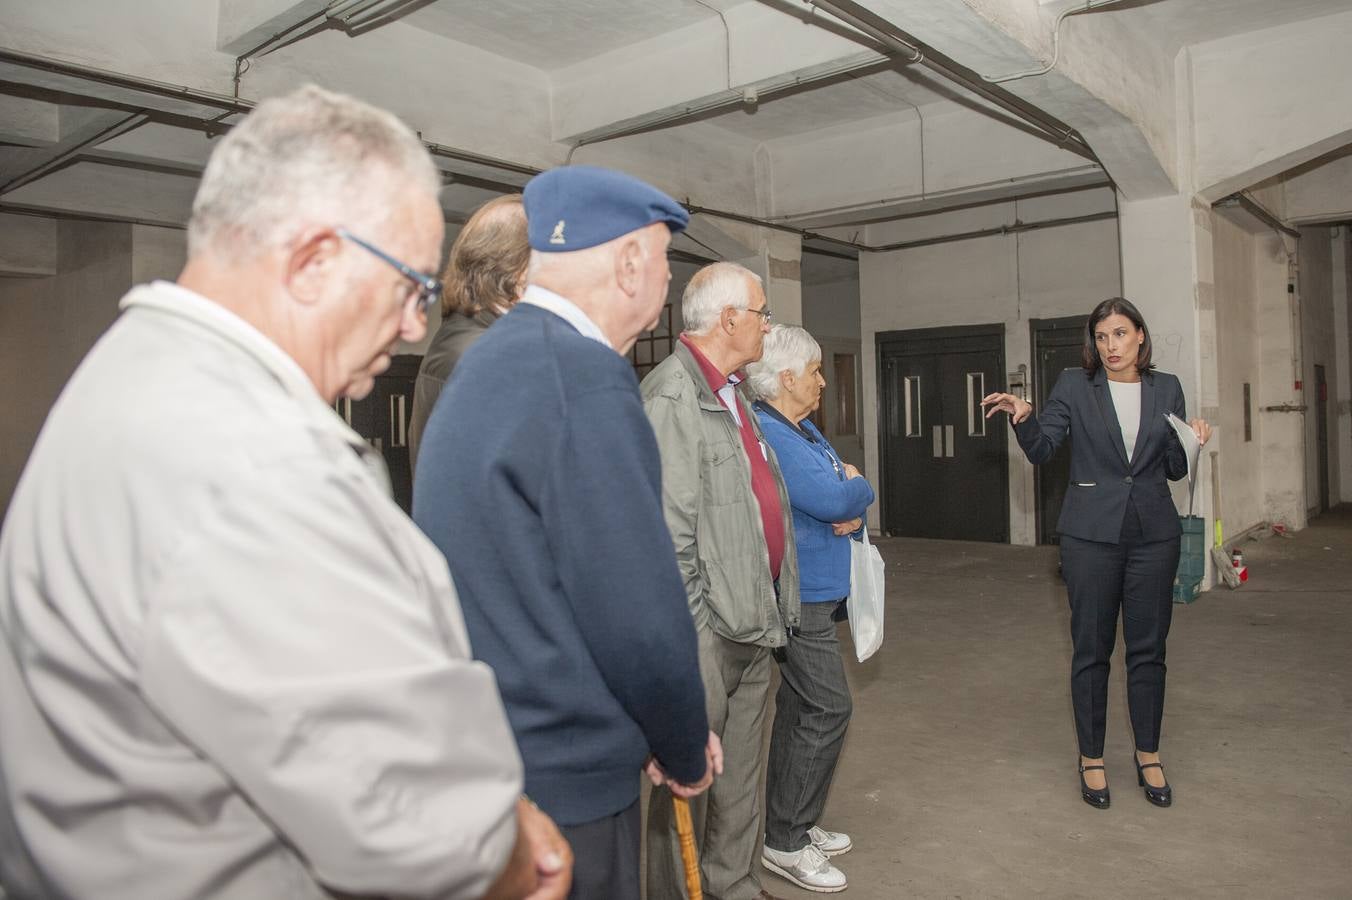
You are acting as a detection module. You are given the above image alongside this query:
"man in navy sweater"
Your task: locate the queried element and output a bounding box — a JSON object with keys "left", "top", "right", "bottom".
{"left": 414, "top": 166, "right": 719, "bottom": 900}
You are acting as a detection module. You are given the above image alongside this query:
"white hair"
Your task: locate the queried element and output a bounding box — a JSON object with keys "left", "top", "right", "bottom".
{"left": 681, "top": 261, "right": 763, "bottom": 335}
{"left": 747, "top": 324, "right": 822, "bottom": 400}
{"left": 187, "top": 84, "right": 440, "bottom": 259}
{"left": 525, "top": 224, "right": 658, "bottom": 285}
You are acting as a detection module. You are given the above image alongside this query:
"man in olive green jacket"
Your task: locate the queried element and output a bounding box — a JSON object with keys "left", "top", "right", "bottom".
{"left": 642, "top": 261, "right": 800, "bottom": 900}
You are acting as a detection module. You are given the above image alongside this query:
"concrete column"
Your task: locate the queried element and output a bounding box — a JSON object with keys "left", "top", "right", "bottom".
{"left": 1119, "top": 193, "right": 1235, "bottom": 585}
{"left": 1120, "top": 191, "right": 1309, "bottom": 553}
{"left": 721, "top": 223, "right": 802, "bottom": 326}
{"left": 1118, "top": 194, "right": 1214, "bottom": 551}
{"left": 1256, "top": 240, "right": 1307, "bottom": 530}
{"left": 761, "top": 229, "right": 802, "bottom": 328}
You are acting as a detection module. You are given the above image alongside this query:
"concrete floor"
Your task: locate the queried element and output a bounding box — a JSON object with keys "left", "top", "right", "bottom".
{"left": 756, "top": 506, "right": 1352, "bottom": 899}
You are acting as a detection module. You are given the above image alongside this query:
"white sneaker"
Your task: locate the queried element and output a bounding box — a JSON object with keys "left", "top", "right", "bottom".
{"left": 808, "top": 824, "right": 852, "bottom": 857}
{"left": 762, "top": 842, "right": 848, "bottom": 893}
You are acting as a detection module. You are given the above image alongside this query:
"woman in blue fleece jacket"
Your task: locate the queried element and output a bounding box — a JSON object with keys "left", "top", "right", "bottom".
{"left": 749, "top": 325, "right": 874, "bottom": 894}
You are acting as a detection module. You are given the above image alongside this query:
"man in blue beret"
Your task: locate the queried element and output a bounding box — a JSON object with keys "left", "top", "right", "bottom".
{"left": 414, "top": 165, "right": 722, "bottom": 900}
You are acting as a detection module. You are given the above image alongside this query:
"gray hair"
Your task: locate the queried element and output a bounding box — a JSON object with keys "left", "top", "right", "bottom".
{"left": 747, "top": 324, "right": 822, "bottom": 400}
{"left": 187, "top": 84, "right": 440, "bottom": 259}
{"left": 681, "top": 261, "right": 763, "bottom": 335}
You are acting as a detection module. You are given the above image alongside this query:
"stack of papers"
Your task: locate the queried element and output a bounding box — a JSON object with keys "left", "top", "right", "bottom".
{"left": 1164, "top": 412, "right": 1202, "bottom": 515}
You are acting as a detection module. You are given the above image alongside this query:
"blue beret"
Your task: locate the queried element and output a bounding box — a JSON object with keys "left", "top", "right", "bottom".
{"left": 523, "top": 165, "right": 689, "bottom": 252}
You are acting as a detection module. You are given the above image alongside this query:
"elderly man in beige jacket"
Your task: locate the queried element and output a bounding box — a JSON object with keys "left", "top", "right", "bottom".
{"left": 642, "top": 262, "right": 801, "bottom": 900}
{"left": 0, "top": 86, "right": 569, "bottom": 900}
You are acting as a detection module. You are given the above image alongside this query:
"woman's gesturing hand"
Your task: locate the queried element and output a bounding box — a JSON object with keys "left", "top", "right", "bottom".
{"left": 980, "top": 392, "right": 1033, "bottom": 424}
{"left": 1190, "top": 418, "right": 1213, "bottom": 446}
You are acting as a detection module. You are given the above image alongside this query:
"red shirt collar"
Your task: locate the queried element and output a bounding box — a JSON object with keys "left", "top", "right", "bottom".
{"left": 680, "top": 334, "right": 745, "bottom": 394}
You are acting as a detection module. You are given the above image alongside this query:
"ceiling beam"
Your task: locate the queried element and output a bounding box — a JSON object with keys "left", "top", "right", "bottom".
{"left": 0, "top": 111, "right": 148, "bottom": 196}
{"left": 217, "top": 0, "right": 331, "bottom": 55}
{"left": 797, "top": 0, "right": 1098, "bottom": 163}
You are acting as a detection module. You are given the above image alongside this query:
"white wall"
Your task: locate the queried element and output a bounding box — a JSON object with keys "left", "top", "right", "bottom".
{"left": 0, "top": 214, "right": 57, "bottom": 276}
{"left": 131, "top": 225, "right": 187, "bottom": 284}
{"left": 1189, "top": 10, "right": 1352, "bottom": 201}
{"left": 0, "top": 220, "right": 134, "bottom": 512}
{"left": 1210, "top": 213, "right": 1264, "bottom": 535}
{"left": 858, "top": 191, "right": 1120, "bottom": 544}
{"left": 803, "top": 275, "right": 861, "bottom": 343}
{"left": 1285, "top": 152, "right": 1352, "bottom": 224}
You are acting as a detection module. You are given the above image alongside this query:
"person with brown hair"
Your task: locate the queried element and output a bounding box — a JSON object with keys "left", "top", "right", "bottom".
{"left": 408, "top": 193, "right": 530, "bottom": 470}
{"left": 982, "top": 297, "right": 1211, "bottom": 812}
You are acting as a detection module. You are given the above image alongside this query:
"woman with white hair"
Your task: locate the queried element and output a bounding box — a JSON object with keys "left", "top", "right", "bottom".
{"left": 748, "top": 324, "right": 874, "bottom": 894}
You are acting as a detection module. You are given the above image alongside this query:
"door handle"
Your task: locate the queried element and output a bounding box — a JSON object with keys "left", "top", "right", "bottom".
{"left": 932, "top": 425, "right": 943, "bottom": 458}
{"left": 389, "top": 393, "right": 407, "bottom": 448}
{"left": 945, "top": 425, "right": 954, "bottom": 458}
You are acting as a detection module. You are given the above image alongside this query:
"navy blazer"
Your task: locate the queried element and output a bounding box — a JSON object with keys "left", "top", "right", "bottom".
{"left": 1014, "top": 367, "right": 1189, "bottom": 544}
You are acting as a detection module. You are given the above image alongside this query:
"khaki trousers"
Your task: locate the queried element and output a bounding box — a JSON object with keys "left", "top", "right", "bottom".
{"left": 646, "top": 627, "right": 771, "bottom": 900}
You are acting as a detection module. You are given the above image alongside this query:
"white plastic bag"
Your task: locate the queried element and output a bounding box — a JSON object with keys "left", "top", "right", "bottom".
{"left": 848, "top": 529, "right": 885, "bottom": 662}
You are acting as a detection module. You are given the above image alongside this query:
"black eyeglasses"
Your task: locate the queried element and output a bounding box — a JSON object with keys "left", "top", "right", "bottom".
{"left": 337, "top": 228, "right": 442, "bottom": 315}
{"left": 745, "top": 304, "right": 772, "bottom": 322}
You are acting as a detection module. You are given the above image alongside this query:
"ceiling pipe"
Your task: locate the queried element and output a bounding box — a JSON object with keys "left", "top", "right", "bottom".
{"left": 332, "top": 0, "right": 427, "bottom": 30}
{"left": 566, "top": 50, "right": 889, "bottom": 153}
{"left": 1213, "top": 193, "right": 1300, "bottom": 240}
{"left": 866, "top": 209, "right": 1117, "bottom": 253}
{"left": 0, "top": 47, "right": 254, "bottom": 116}
{"left": 797, "top": 0, "right": 1099, "bottom": 163}
{"left": 232, "top": 9, "right": 332, "bottom": 97}
{"left": 764, "top": 170, "right": 1112, "bottom": 228}
{"left": 982, "top": 0, "right": 1135, "bottom": 84}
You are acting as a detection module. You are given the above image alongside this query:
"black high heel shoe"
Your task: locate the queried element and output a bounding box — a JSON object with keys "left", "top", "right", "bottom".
{"left": 1078, "top": 760, "right": 1110, "bottom": 809}
{"left": 1134, "top": 755, "right": 1172, "bottom": 807}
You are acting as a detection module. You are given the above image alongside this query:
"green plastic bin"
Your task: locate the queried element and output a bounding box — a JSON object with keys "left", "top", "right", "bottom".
{"left": 1173, "top": 515, "right": 1206, "bottom": 604}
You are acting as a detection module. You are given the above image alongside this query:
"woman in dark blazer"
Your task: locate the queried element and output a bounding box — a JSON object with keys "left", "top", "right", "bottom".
{"left": 982, "top": 297, "right": 1211, "bottom": 810}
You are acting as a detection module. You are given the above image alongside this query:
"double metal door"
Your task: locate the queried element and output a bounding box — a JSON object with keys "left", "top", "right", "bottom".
{"left": 336, "top": 354, "right": 418, "bottom": 514}
{"left": 879, "top": 325, "right": 1008, "bottom": 542}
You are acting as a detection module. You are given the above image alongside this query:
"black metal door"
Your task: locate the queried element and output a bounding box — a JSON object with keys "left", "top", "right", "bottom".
{"left": 1031, "top": 316, "right": 1087, "bottom": 544}
{"left": 337, "top": 354, "right": 419, "bottom": 514}
{"left": 878, "top": 325, "right": 1008, "bottom": 542}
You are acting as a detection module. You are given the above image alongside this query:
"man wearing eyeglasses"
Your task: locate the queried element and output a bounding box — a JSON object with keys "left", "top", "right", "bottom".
{"left": 641, "top": 262, "right": 799, "bottom": 900}
{"left": 0, "top": 85, "right": 569, "bottom": 900}
{"left": 414, "top": 166, "right": 719, "bottom": 900}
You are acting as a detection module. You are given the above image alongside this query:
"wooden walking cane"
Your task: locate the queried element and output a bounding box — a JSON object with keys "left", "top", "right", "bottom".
{"left": 673, "top": 796, "right": 703, "bottom": 900}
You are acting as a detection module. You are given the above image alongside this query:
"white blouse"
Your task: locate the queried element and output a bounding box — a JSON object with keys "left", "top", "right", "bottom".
{"left": 1108, "top": 379, "right": 1142, "bottom": 462}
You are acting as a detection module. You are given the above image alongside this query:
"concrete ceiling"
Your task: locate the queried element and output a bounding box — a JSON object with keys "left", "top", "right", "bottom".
{"left": 1, "top": 0, "right": 1349, "bottom": 247}
{"left": 1096, "top": 0, "right": 1352, "bottom": 56}
{"left": 404, "top": 0, "right": 752, "bottom": 70}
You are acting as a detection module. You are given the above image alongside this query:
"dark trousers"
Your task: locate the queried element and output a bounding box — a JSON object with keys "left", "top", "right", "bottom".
{"left": 764, "top": 598, "right": 852, "bottom": 853}
{"left": 1059, "top": 502, "right": 1179, "bottom": 758}
{"left": 563, "top": 798, "right": 640, "bottom": 900}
